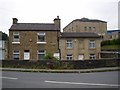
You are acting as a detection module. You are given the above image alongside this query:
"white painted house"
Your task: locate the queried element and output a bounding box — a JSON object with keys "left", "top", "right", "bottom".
{"left": 0, "top": 40, "right": 5, "bottom": 60}
{"left": 0, "top": 31, "right": 8, "bottom": 60}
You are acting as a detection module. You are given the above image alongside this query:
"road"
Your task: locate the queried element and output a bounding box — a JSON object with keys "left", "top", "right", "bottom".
{"left": 2, "top": 71, "right": 120, "bottom": 88}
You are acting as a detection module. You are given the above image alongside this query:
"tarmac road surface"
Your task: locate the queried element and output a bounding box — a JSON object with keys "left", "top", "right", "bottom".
{"left": 2, "top": 71, "right": 119, "bottom": 88}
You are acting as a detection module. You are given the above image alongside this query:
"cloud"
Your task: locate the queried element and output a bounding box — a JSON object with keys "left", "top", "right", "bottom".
{"left": 118, "top": 1, "right": 120, "bottom": 29}
{"left": 0, "top": 0, "right": 119, "bottom": 34}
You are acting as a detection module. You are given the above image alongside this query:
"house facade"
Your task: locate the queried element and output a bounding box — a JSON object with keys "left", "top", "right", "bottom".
{"left": 0, "top": 31, "right": 8, "bottom": 60}
{"left": 8, "top": 16, "right": 60, "bottom": 60}
{"left": 107, "top": 30, "right": 120, "bottom": 40}
{"left": 59, "top": 32, "right": 101, "bottom": 60}
{"left": 63, "top": 18, "right": 107, "bottom": 40}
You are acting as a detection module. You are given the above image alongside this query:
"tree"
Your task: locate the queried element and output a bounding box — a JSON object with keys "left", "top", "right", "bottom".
{"left": 2, "top": 32, "right": 8, "bottom": 40}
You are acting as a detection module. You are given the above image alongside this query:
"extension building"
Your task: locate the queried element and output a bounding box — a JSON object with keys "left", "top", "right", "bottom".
{"left": 59, "top": 32, "right": 101, "bottom": 60}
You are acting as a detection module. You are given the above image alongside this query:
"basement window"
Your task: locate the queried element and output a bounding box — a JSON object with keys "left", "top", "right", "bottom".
{"left": 66, "top": 54, "right": 73, "bottom": 60}
{"left": 89, "top": 54, "right": 96, "bottom": 59}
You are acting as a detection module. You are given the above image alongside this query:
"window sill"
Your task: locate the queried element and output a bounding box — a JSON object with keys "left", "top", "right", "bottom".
{"left": 89, "top": 48, "right": 96, "bottom": 50}
{"left": 12, "top": 42, "right": 20, "bottom": 44}
{"left": 66, "top": 48, "right": 73, "bottom": 50}
{"left": 37, "top": 42, "right": 47, "bottom": 44}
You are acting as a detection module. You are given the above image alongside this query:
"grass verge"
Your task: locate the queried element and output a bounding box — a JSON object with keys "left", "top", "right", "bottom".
{"left": 1, "top": 68, "right": 120, "bottom": 73}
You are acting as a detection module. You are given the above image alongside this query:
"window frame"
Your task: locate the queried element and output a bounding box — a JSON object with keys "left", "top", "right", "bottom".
{"left": 13, "top": 50, "right": 20, "bottom": 60}
{"left": 93, "top": 27, "right": 96, "bottom": 31}
{"left": 84, "top": 26, "right": 87, "bottom": 31}
{"left": 66, "top": 54, "right": 73, "bottom": 60}
{"left": 89, "top": 27, "right": 92, "bottom": 30}
{"left": 12, "top": 32, "right": 20, "bottom": 43}
{"left": 89, "top": 40, "right": 95, "bottom": 49}
{"left": 37, "top": 50, "right": 46, "bottom": 60}
{"left": 89, "top": 54, "right": 96, "bottom": 59}
{"left": 37, "top": 32, "right": 46, "bottom": 44}
{"left": 66, "top": 40, "right": 73, "bottom": 49}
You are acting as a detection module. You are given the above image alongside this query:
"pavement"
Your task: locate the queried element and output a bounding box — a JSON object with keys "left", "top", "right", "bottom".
{"left": 0, "top": 67, "right": 119, "bottom": 73}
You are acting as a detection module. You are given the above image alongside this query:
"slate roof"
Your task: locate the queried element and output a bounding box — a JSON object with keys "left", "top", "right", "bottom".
{"left": 74, "top": 18, "right": 107, "bottom": 23}
{"left": 107, "top": 30, "right": 120, "bottom": 35}
{"left": 9, "top": 23, "right": 59, "bottom": 31}
{"left": 60, "top": 32, "right": 100, "bottom": 38}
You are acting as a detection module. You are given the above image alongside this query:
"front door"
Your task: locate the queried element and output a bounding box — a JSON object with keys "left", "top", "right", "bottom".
{"left": 24, "top": 50, "right": 30, "bottom": 60}
{"left": 78, "top": 54, "right": 84, "bottom": 60}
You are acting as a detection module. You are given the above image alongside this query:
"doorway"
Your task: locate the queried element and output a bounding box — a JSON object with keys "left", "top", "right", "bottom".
{"left": 78, "top": 54, "right": 84, "bottom": 60}
{"left": 24, "top": 50, "right": 30, "bottom": 60}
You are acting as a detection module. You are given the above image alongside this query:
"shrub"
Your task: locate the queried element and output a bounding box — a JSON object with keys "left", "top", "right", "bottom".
{"left": 44, "top": 53, "right": 58, "bottom": 60}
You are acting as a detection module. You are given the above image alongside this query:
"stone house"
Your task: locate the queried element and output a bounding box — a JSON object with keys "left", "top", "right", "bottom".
{"left": 8, "top": 16, "right": 60, "bottom": 60}
{"left": 107, "top": 30, "right": 120, "bottom": 40}
{"left": 63, "top": 18, "right": 107, "bottom": 40}
{"left": 59, "top": 32, "right": 101, "bottom": 60}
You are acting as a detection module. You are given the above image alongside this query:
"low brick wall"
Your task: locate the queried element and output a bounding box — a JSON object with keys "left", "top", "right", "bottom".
{"left": 2, "top": 59, "right": 120, "bottom": 69}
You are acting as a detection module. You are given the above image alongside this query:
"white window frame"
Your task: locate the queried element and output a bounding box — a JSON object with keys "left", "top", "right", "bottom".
{"left": 66, "top": 54, "right": 73, "bottom": 60}
{"left": 89, "top": 40, "right": 95, "bottom": 49}
{"left": 37, "top": 32, "right": 46, "bottom": 44}
{"left": 12, "top": 32, "right": 20, "bottom": 44}
{"left": 89, "top": 27, "right": 92, "bottom": 30}
{"left": 93, "top": 27, "right": 96, "bottom": 31}
{"left": 84, "top": 27, "right": 87, "bottom": 31}
{"left": 66, "top": 40, "right": 73, "bottom": 49}
{"left": 13, "top": 50, "right": 20, "bottom": 60}
{"left": 37, "top": 50, "right": 46, "bottom": 60}
{"left": 89, "top": 54, "right": 96, "bottom": 59}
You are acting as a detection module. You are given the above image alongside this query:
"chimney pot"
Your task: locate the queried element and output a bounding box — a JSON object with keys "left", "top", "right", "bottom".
{"left": 13, "top": 18, "right": 18, "bottom": 24}
{"left": 57, "top": 16, "right": 59, "bottom": 19}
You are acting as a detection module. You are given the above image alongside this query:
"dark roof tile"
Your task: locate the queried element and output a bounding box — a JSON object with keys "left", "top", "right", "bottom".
{"left": 74, "top": 18, "right": 107, "bottom": 23}
{"left": 10, "top": 23, "right": 59, "bottom": 31}
{"left": 60, "top": 32, "right": 100, "bottom": 38}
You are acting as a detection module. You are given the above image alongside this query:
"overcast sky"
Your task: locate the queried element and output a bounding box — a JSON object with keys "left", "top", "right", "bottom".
{"left": 0, "top": 0, "right": 119, "bottom": 34}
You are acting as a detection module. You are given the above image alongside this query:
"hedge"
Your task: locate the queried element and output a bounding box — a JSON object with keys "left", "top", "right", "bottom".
{"left": 1, "top": 59, "right": 120, "bottom": 69}
{"left": 101, "top": 39, "right": 120, "bottom": 46}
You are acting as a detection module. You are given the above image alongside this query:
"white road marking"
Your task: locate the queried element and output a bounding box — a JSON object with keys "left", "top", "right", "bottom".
{"left": 45, "top": 80, "right": 120, "bottom": 87}
{"left": 0, "top": 77, "right": 18, "bottom": 80}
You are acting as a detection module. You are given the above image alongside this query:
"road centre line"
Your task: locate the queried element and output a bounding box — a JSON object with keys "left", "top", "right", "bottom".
{"left": 0, "top": 77, "right": 18, "bottom": 80}
{"left": 45, "top": 80, "right": 120, "bottom": 87}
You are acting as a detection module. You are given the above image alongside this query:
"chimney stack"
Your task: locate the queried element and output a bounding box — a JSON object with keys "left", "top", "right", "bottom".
{"left": 13, "top": 18, "right": 18, "bottom": 24}
{"left": 54, "top": 16, "right": 61, "bottom": 30}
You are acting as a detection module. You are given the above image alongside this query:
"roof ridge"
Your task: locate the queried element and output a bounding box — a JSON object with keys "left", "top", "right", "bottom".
{"left": 17, "top": 23, "right": 54, "bottom": 25}
{"left": 61, "top": 32, "right": 97, "bottom": 34}
{"left": 74, "top": 18, "right": 106, "bottom": 23}
{"left": 10, "top": 23, "right": 58, "bottom": 31}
